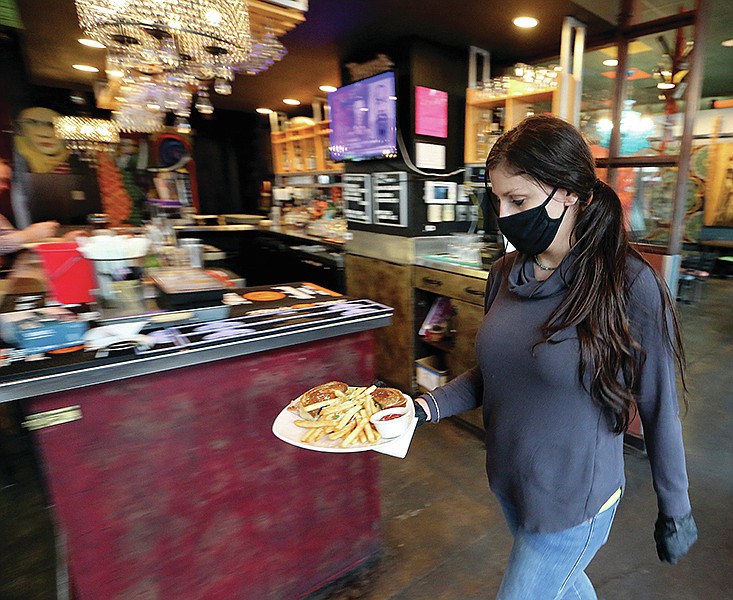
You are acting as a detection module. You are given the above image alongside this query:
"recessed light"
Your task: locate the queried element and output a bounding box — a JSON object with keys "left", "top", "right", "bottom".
{"left": 657, "top": 82, "right": 675, "bottom": 90}
{"left": 319, "top": 85, "right": 337, "bottom": 93}
{"left": 256, "top": 107, "right": 273, "bottom": 114}
{"left": 72, "top": 64, "right": 99, "bottom": 73}
{"left": 106, "top": 69, "right": 124, "bottom": 79}
{"left": 721, "top": 39, "right": 733, "bottom": 47}
{"left": 283, "top": 98, "right": 300, "bottom": 106}
{"left": 603, "top": 59, "right": 618, "bottom": 67}
{"left": 78, "top": 38, "right": 105, "bottom": 49}
{"left": 513, "top": 16, "right": 538, "bottom": 28}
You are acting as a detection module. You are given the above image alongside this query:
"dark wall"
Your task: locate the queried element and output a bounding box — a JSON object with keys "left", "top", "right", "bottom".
{"left": 191, "top": 109, "right": 272, "bottom": 216}
{"left": 0, "top": 29, "right": 103, "bottom": 225}
{"left": 341, "top": 37, "right": 468, "bottom": 238}
{"left": 1, "top": 22, "right": 270, "bottom": 222}
{"left": 409, "top": 38, "right": 466, "bottom": 172}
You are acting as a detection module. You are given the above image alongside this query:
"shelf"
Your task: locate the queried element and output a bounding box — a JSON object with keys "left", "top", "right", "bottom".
{"left": 464, "top": 85, "right": 561, "bottom": 164}
{"left": 271, "top": 120, "right": 343, "bottom": 175}
{"left": 419, "top": 337, "right": 454, "bottom": 353}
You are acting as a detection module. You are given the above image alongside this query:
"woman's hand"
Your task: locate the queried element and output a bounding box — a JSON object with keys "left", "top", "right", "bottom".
{"left": 654, "top": 512, "right": 698, "bottom": 564}
{"left": 414, "top": 398, "right": 430, "bottom": 426}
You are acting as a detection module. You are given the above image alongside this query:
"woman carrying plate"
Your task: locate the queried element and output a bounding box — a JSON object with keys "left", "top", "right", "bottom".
{"left": 413, "top": 115, "right": 697, "bottom": 599}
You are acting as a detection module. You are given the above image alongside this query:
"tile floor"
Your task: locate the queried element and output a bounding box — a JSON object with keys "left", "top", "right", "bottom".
{"left": 1, "top": 279, "right": 731, "bottom": 600}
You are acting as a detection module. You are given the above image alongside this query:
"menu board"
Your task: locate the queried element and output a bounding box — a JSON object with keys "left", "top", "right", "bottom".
{"left": 343, "top": 173, "right": 372, "bottom": 223}
{"left": 372, "top": 171, "right": 408, "bottom": 228}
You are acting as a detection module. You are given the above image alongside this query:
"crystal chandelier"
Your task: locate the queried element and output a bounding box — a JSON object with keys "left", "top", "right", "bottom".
{"left": 75, "top": 0, "right": 267, "bottom": 131}
{"left": 75, "top": 0, "right": 251, "bottom": 78}
{"left": 53, "top": 116, "right": 120, "bottom": 154}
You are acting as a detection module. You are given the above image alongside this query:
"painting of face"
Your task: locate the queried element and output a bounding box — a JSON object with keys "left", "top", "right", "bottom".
{"left": 18, "top": 107, "right": 65, "bottom": 156}
{"left": 15, "top": 107, "right": 70, "bottom": 173}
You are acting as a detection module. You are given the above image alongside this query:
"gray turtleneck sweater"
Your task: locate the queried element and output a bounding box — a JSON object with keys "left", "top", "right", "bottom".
{"left": 427, "top": 251, "right": 691, "bottom": 533}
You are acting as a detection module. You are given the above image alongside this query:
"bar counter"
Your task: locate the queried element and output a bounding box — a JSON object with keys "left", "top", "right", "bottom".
{"left": 1, "top": 282, "right": 392, "bottom": 599}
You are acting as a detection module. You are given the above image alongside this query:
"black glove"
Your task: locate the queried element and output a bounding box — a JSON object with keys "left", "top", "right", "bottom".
{"left": 654, "top": 511, "right": 698, "bottom": 564}
{"left": 413, "top": 400, "right": 428, "bottom": 427}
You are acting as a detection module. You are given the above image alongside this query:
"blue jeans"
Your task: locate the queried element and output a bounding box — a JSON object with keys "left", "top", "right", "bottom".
{"left": 496, "top": 497, "right": 618, "bottom": 600}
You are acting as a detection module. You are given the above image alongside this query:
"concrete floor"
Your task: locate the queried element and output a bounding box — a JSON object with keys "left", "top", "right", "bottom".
{"left": 1, "top": 279, "right": 731, "bottom": 600}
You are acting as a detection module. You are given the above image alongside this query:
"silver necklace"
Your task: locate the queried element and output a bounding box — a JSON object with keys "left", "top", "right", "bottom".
{"left": 533, "top": 254, "right": 558, "bottom": 271}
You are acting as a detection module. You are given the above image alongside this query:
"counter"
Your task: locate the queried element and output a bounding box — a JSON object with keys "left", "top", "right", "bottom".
{"left": 173, "top": 225, "right": 346, "bottom": 293}
{"left": 415, "top": 255, "right": 490, "bottom": 280}
{"left": 1, "top": 283, "right": 392, "bottom": 599}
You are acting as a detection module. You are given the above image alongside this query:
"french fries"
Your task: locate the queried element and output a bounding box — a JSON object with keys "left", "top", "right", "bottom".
{"left": 292, "top": 385, "right": 387, "bottom": 448}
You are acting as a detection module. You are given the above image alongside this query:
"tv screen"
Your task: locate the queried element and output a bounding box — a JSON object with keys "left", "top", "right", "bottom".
{"left": 328, "top": 71, "right": 397, "bottom": 161}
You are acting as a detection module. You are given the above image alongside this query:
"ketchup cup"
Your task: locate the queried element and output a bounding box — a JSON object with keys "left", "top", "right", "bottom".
{"left": 370, "top": 407, "right": 410, "bottom": 439}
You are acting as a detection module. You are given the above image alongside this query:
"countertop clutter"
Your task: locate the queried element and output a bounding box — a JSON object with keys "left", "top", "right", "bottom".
{"left": 0, "top": 278, "right": 392, "bottom": 402}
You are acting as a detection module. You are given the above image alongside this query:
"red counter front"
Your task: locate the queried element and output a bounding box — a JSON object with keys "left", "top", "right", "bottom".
{"left": 24, "top": 330, "right": 381, "bottom": 599}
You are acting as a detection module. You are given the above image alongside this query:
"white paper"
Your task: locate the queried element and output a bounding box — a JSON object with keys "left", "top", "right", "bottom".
{"left": 372, "top": 417, "right": 418, "bottom": 458}
{"left": 415, "top": 142, "right": 446, "bottom": 170}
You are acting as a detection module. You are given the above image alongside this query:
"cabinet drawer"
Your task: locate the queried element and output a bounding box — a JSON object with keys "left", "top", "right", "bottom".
{"left": 414, "top": 265, "right": 486, "bottom": 306}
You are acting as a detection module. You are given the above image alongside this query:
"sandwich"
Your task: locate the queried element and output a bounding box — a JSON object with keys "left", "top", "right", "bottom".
{"left": 372, "top": 387, "right": 407, "bottom": 410}
{"left": 288, "top": 381, "right": 349, "bottom": 420}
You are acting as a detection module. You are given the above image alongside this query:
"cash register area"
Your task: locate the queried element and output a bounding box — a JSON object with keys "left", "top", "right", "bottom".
{"left": 0, "top": 230, "right": 732, "bottom": 599}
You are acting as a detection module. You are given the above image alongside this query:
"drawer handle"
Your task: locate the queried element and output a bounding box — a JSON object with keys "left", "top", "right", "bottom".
{"left": 422, "top": 277, "right": 443, "bottom": 286}
{"left": 302, "top": 259, "right": 323, "bottom": 267}
{"left": 465, "top": 287, "right": 484, "bottom": 296}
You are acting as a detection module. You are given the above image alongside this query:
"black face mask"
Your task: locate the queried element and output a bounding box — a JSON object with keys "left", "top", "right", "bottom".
{"left": 497, "top": 185, "right": 567, "bottom": 256}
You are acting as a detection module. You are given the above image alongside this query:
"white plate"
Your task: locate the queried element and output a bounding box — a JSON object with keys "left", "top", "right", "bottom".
{"left": 272, "top": 393, "right": 415, "bottom": 454}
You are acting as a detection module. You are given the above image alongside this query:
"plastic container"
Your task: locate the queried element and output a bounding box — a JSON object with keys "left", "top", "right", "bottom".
{"left": 179, "top": 238, "right": 204, "bottom": 268}
{"left": 415, "top": 355, "right": 449, "bottom": 391}
{"left": 76, "top": 235, "right": 150, "bottom": 309}
{"left": 34, "top": 242, "right": 96, "bottom": 304}
{"left": 448, "top": 233, "right": 483, "bottom": 266}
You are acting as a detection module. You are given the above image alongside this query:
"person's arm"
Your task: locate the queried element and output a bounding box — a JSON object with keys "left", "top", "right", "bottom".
{"left": 0, "top": 220, "right": 59, "bottom": 255}
{"left": 629, "top": 265, "right": 697, "bottom": 563}
{"left": 416, "top": 366, "right": 482, "bottom": 423}
{"left": 415, "top": 258, "right": 508, "bottom": 423}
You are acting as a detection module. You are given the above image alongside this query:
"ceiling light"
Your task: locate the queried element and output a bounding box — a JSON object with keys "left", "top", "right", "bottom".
{"left": 283, "top": 98, "right": 300, "bottom": 106}
{"left": 256, "top": 108, "right": 273, "bottom": 114}
{"left": 319, "top": 85, "right": 337, "bottom": 93}
{"left": 657, "top": 82, "right": 675, "bottom": 90}
{"left": 721, "top": 39, "right": 733, "bottom": 47}
{"left": 78, "top": 38, "right": 105, "bottom": 49}
{"left": 72, "top": 64, "right": 99, "bottom": 72}
{"left": 602, "top": 59, "right": 618, "bottom": 67}
{"left": 513, "top": 16, "right": 538, "bottom": 28}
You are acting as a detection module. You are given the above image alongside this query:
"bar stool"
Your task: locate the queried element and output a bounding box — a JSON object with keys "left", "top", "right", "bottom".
{"left": 717, "top": 256, "right": 733, "bottom": 278}
{"left": 677, "top": 269, "right": 701, "bottom": 304}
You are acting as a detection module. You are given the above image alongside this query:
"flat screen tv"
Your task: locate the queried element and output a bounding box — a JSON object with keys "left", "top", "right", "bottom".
{"left": 328, "top": 71, "right": 397, "bottom": 161}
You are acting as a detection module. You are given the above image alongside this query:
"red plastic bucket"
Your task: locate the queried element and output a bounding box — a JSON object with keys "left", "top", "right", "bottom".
{"left": 34, "top": 242, "right": 96, "bottom": 304}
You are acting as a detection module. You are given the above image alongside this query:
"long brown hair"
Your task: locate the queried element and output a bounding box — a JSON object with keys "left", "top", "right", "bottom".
{"left": 486, "top": 115, "right": 686, "bottom": 433}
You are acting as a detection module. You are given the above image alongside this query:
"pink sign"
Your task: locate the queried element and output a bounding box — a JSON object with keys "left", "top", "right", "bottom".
{"left": 415, "top": 86, "right": 448, "bottom": 138}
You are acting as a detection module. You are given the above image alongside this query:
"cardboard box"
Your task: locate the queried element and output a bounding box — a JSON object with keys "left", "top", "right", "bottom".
{"left": 415, "top": 356, "right": 449, "bottom": 391}
{"left": 0, "top": 308, "right": 88, "bottom": 353}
